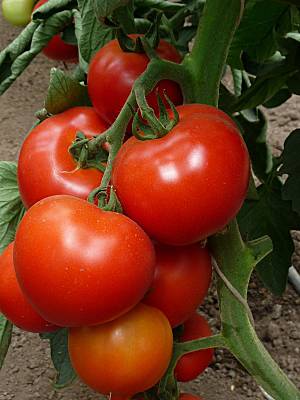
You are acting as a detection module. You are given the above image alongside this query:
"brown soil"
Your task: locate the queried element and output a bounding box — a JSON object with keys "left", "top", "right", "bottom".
{"left": 0, "top": 14, "right": 299, "bottom": 400}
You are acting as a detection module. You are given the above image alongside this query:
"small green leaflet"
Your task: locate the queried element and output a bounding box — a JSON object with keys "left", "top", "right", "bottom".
{"left": 93, "top": 0, "right": 131, "bottom": 18}
{"left": 0, "top": 314, "right": 13, "bottom": 370}
{"left": 238, "top": 179, "right": 300, "bottom": 295}
{"left": 0, "top": 162, "right": 25, "bottom": 254}
{"left": 281, "top": 129, "right": 300, "bottom": 216}
{"left": 40, "top": 329, "right": 77, "bottom": 388}
{"left": 45, "top": 68, "right": 91, "bottom": 115}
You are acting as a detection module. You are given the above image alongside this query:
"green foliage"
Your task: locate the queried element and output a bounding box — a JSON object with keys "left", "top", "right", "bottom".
{"left": 0, "top": 315, "right": 13, "bottom": 370}
{"left": 281, "top": 129, "right": 300, "bottom": 216}
{"left": 40, "top": 329, "right": 76, "bottom": 388}
{"left": 45, "top": 68, "right": 90, "bottom": 115}
{"left": 0, "top": 162, "right": 25, "bottom": 254}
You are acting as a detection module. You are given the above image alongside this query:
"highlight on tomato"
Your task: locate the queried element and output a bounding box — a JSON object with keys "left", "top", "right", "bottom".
{"left": 87, "top": 35, "right": 183, "bottom": 126}
{"left": 14, "top": 195, "right": 155, "bottom": 327}
{"left": 33, "top": 0, "right": 78, "bottom": 62}
{"left": 0, "top": 242, "right": 58, "bottom": 333}
{"left": 112, "top": 104, "right": 250, "bottom": 245}
{"left": 2, "top": 0, "right": 35, "bottom": 26}
{"left": 143, "top": 243, "right": 212, "bottom": 327}
{"left": 68, "top": 303, "right": 173, "bottom": 396}
{"left": 175, "top": 313, "right": 214, "bottom": 382}
{"left": 17, "top": 107, "right": 108, "bottom": 209}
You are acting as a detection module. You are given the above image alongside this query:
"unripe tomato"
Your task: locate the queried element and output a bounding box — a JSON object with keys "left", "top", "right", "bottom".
{"left": 0, "top": 242, "right": 58, "bottom": 333}
{"left": 2, "top": 0, "right": 35, "bottom": 26}
{"left": 18, "top": 107, "right": 108, "bottom": 209}
{"left": 112, "top": 104, "right": 250, "bottom": 245}
{"left": 69, "top": 304, "right": 173, "bottom": 396}
{"left": 14, "top": 195, "right": 155, "bottom": 327}
{"left": 33, "top": 0, "right": 78, "bottom": 62}
{"left": 175, "top": 313, "right": 214, "bottom": 382}
{"left": 143, "top": 243, "right": 212, "bottom": 327}
{"left": 88, "top": 35, "right": 182, "bottom": 126}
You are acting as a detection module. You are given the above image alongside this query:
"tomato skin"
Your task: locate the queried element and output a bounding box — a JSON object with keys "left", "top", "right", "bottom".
{"left": 88, "top": 36, "right": 182, "bottom": 126}
{"left": 2, "top": 0, "right": 35, "bottom": 26}
{"left": 143, "top": 244, "right": 212, "bottom": 327}
{"left": 18, "top": 107, "right": 108, "bottom": 209}
{"left": 14, "top": 195, "right": 155, "bottom": 327}
{"left": 33, "top": 0, "right": 78, "bottom": 62}
{"left": 180, "top": 394, "right": 203, "bottom": 400}
{"left": 69, "top": 303, "right": 173, "bottom": 396}
{"left": 0, "top": 242, "right": 58, "bottom": 333}
{"left": 175, "top": 313, "right": 214, "bottom": 382}
{"left": 112, "top": 105, "right": 250, "bottom": 245}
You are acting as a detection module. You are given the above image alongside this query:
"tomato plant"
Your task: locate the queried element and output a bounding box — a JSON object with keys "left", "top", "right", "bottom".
{"left": 88, "top": 35, "right": 183, "bottom": 125}
{"left": 14, "top": 195, "right": 155, "bottom": 327}
{"left": 112, "top": 107, "right": 250, "bottom": 245}
{"left": 18, "top": 107, "right": 108, "bottom": 209}
{"left": 175, "top": 313, "right": 214, "bottom": 382}
{"left": 143, "top": 243, "right": 212, "bottom": 327}
{"left": 33, "top": 0, "right": 78, "bottom": 62}
{"left": 68, "top": 303, "right": 173, "bottom": 396}
{"left": 1, "top": 0, "right": 35, "bottom": 26}
{"left": 0, "top": 242, "right": 58, "bottom": 333}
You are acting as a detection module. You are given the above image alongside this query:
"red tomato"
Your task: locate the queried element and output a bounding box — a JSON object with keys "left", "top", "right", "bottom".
{"left": 112, "top": 105, "right": 250, "bottom": 245}
{"left": 143, "top": 244, "right": 212, "bottom": 327}
{"left": 175, "top": 313, "right": 214, "bottom": 382}
{"left": 88, "top": 36, "right": 183, "bottom": 126}
{"left": 69, "top": 303, "right": 173, "bottom": 396}
{"left": 33, "top": 0, "right": 78, "bottom": 62}
{"left": 14, "top": 195, "right": 155, "bottom": 327}
{"left": 0, "top": 242, "right": 58, "bottom": 333}
{"left": 18, "top": 107, "right": 108, "bottom": 209}
{"left": 180, "top": 394, "right": 203, "bottom": 400}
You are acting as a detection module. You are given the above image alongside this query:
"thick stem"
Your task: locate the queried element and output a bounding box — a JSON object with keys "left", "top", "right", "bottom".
{"left": 210, "top": 222, "right": 300, "bottom": 400}
{"left": 183, "top": 0, "right": 244, "bottom": 105}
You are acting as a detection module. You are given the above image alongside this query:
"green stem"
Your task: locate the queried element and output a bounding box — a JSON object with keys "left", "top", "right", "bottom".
{"left": 183, "top": 0, "right": 244, "bottom": 105}
{"left": 210, "top": 221, "right": 300, "bottom": 400}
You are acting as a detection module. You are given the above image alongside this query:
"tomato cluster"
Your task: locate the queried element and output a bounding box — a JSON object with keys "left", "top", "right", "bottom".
{"left": 0, "top": 32, "right": 250, "bottom": 400}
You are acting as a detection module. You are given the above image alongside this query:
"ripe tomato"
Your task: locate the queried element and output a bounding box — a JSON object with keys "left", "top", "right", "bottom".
{"left": 112, "top": 105, "right": 250, "bottom": 245}
{"left": 0, "top": 242, "right": 58, "bottom": 333}
{"left": 18, "top": 107, "right": 108, "bottom": 209}
{"left": 143, "top": 244, "right": 212, "bottom": 327}
{"left": 14, "top": 195, "right": 155, "bottom": 327}
{"left": 68, "top": 303, "right": 173, "bottom": 396}
{"left": 2, "top": 0, "right": 35, "bottom": 26}
{"left": 88, "top": 36, "right": 182, "bottom": 126}
{"left": 180, "top": 394, "right": 203, "bottom": 400}
{"left": 33, "top": 0, "right": 78, "bottom": 62}
{"left": 175, "top": 313, "right": 214, "bottom": 382}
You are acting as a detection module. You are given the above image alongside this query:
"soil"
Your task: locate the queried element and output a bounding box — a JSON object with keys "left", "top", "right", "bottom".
{"left": 0, "top": 14, "right": 299, "bottom": 400}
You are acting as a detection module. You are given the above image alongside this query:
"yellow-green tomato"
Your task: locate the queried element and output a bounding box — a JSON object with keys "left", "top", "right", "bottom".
{"left": 2, "top": 0, "right": 35, "bottom": 26}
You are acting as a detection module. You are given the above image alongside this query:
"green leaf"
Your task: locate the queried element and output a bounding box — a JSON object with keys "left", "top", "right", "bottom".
{"left": 45, "top": 68, "right": 90, "bottom": 115}
{"left": 93, "top": 0, "right": 131, "bottom": 18}
{"left": 281, "top": 129, "right": 300, "bottom": 216}
{"left": 263, "top": 87, "right": 292, "bottom": 108}
{"left": 61, "top": 25, "right": 78, "bottom": 46}
{"left": 228, "top": 0, "right": 290, "bottom": 67}
{"left": 238, "top": 180, "right": 300, "bottom": 295}
{"left": 76, "top": 0, "right": 116, "bottom": 68}
{"left": 0, "top": 11, "right": 73, "bottom": 95}
{"left": 32, "top": 0, "right": 76, "bottom": 20}
{"left": 235, "top": 109, "right": 273, "bottom": 181}
{"left": 41, "top": 329, "right": 76, "bottom": 388}
{"left": 0, "top": 314, "right": 13, "bottom": 370}
{"left": 0, "top": 162, "right": 25, "bottom": 254}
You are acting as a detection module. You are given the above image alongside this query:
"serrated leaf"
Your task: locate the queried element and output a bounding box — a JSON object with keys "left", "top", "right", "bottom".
{"left": 41, "top": 329, "right": 76, "bottom": 388}
{"left": 77, "top": 0, "right": 116, "bottom": 67}
{"left": 238, "top": 180, "right": 300, "bottom": 295}
{"left": 281, "top": 129, "right": 300, "bottom": 216}
{"left": 235, "top": 109, "right": 273, "bottom": 180}
{"left": 93, "top": 0, "right": 130, "bottom": 18}
{"left": 0, "top": 162, "right": 25, "bottom": 254}
{"left": 45, "top": 68, "right": 90, "bottom": 115}
{"left": 0, "top": 314, "right": 13, "bottom": 370}
{"left": 228, "top": 0, "right": 289, "bottom": 67}
{"left": 0, "top": 11, "right": 73, "bottom": 95}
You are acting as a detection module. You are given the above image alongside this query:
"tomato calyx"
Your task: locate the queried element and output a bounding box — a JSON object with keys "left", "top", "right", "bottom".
{"left": 132, "top": 91, "right": 179, "bottom": 140}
